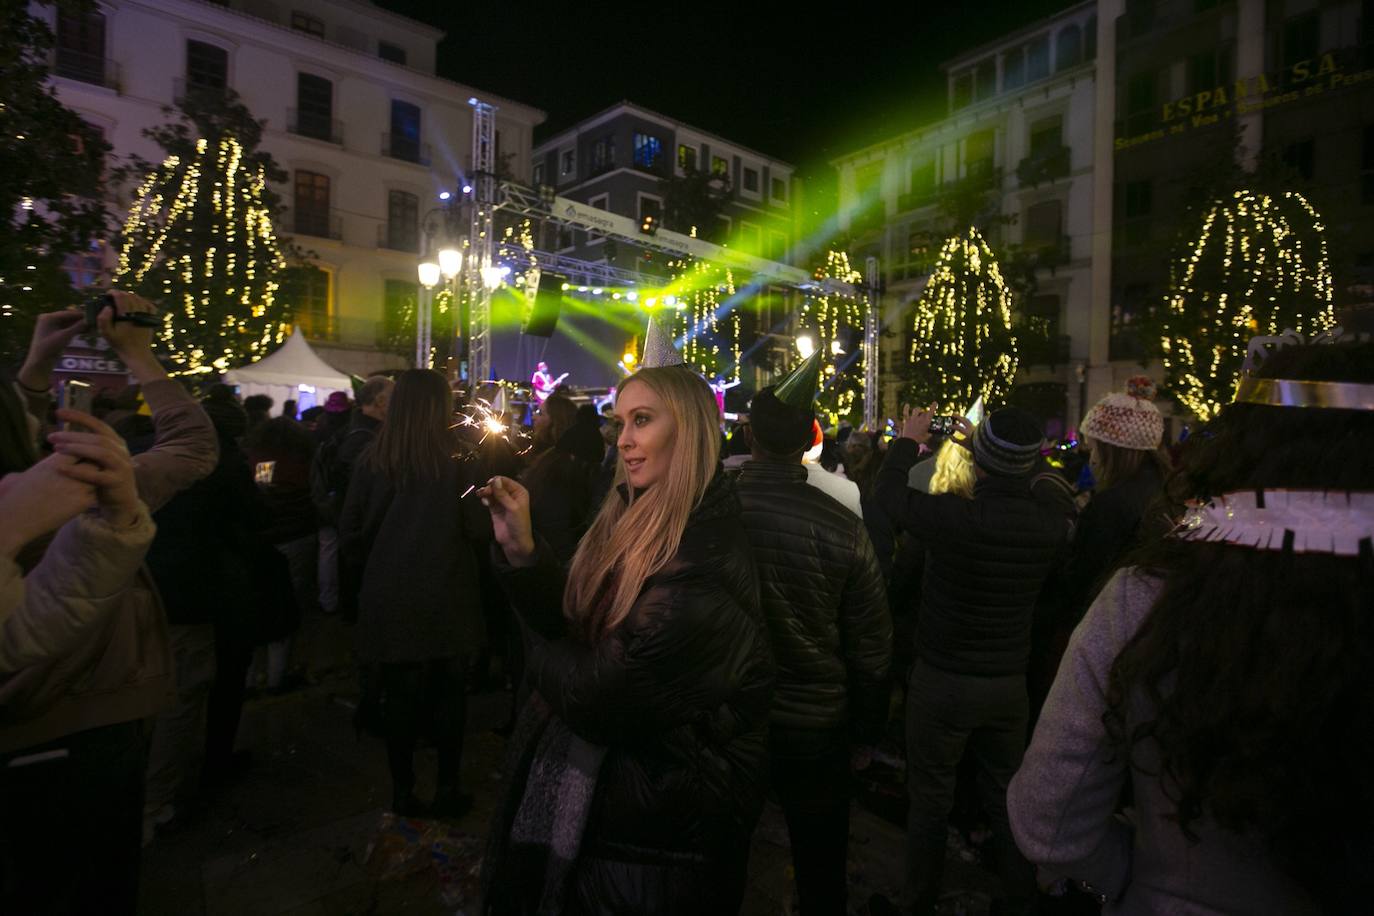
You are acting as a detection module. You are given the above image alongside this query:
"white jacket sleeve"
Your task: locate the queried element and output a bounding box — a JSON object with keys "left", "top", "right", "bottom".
{"left": 0, "top": 506, "right": 156, "bottom": 676}
{"left": 1007, "top": 568, "right": 1159, "bottom": 902}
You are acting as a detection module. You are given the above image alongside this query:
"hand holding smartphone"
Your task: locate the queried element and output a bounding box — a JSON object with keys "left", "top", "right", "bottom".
{"left": 57, "top": 379, "right": 94, "bottom": 431}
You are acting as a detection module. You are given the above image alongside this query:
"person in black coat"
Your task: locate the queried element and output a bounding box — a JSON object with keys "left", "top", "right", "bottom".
{"left": 477, "top": 364, "right": 773, "bottom": 915}
{"left": 735, "top": 352, "right": 892, "bottom": 916}
{"left": 1065, "top": 376, "right": 1172, "bottom": 624}
{"left": 142, "top": 398, "right": 287, "bottom": 798}
{"left": 339, "top": 370, "right": 485, "bottom": 817}
{"left": 873, "top": 405, "right": 1068, "bottom": 916}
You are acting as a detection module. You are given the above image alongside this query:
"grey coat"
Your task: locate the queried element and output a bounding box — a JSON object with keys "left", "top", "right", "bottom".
{"left": 1008, "top": 569, "right": 1320, "bottom": 915}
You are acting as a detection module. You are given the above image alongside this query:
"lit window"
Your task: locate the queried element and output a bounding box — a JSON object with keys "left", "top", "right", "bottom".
{"left": 633, "top": 133, "right": 663, "bottom": 171}
{"left": 678, "top": 144, "right": 697, "bottom": 172}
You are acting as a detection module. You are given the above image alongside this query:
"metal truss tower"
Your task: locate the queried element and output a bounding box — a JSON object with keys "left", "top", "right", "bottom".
{"left": 467, "top": 98, "right": 497, "bottom": 383}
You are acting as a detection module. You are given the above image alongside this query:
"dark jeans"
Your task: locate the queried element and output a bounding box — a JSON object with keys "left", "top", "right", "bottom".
{"left": 206, "top": 623, "right": 254, "bottom": 772}
{"left": 904, "top": 660, "right": 1033, "bottom": 914}
{"left": 0, "top": 720, "right": 146, "bottom": 915}
{"left": 374, "top": 658, "right": 467, "bottom": 803}
{"left": 772, "top": 727, "right": 852, "bottom": 916}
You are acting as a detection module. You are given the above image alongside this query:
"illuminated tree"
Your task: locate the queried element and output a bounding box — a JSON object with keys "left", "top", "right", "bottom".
{"left": 905, "top": 227, "right": 1018, "bottom": 410}
{"left": 671, "top": 257, "right": 739, "bottom": 379}
{"left": 113, "top": 90, "right": 298, "bottom": 374}
{"left": 1160, "top": 189, "right": 1334, "bottom": 420}
{"left": 0, "top": 0, "right": 109, "bottom": 360}
{"left": 800, "top": 250, "right": 866, "bottom": 424}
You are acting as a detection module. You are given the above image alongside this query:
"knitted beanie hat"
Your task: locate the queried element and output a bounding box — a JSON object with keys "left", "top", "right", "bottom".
{"left": 1081, "top": 376, "right": 1163, "bottom": 451}
{"left": 323, "top": 391, "right": 351, "bottom": 414}
{"left": 971, "top": 407, "right": 1043, "bottom": 478}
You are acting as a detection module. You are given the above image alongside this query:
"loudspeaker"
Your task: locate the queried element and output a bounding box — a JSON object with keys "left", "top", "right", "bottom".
{"left": 523, "top": 274, "right": 563, "bottom": 337}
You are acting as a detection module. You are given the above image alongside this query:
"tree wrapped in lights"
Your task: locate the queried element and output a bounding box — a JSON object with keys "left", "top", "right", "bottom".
{"left": 114, "top": 91, "right": 297, "bottom": 374}
{"left": 1160, "top": 189, "right": 1334, "bottom": 420}
{"left": 670, "top": 258, "right": 739, "bottom": 379}
{"left": 905, "top": 228, "right": 1018, "bottom": 410}
{"left": 800, "top": 250, "right": 866, "bottom": 423}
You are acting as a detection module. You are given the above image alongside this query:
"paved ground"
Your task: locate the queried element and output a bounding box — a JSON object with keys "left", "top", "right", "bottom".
{"left": 137, "top": 611, "right": 1005, "bottom": 915}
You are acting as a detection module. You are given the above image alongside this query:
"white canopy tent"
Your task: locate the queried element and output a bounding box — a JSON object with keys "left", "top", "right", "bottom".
{"left": 222, "top": 328, "right": 352, "bottom": 413}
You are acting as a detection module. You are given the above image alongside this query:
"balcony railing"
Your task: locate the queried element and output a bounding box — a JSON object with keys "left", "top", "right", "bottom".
{"left": 964, "top": 161, "right": 1000, "bottom": 191}
{"left": 173, "top": 77, "right": 229, "bottom": 104}
{"left": 1027, "top": 234, "right": 1072, "bottom": 267}
{"left": 292, "top": 211, "right": 342, "bottom": 241}
{"left": 631, "top": 159, "right": 668, "bottom": 177}
{"left": 1016, "top": 146, "right": 1071, "bottom": 187}
{"left": 381, "top": 132, "right": 431, "bottom": 166}
{"left": 292, "top": 315, "right": 338, "bottom": 342}
{"left": 53, "top": 49, "right": 120, "bottom": 90}
{"left": 897, "top": 186, "right": 938, "bottom": 213}
{"left": 1016, "top": 330, "right": 1073, "bottom": 367}
{"left": 287, "top": 109, "right": 343, "bottom": 145}
{"left": 376, "top": 222, "right": 419, "bottom": 253}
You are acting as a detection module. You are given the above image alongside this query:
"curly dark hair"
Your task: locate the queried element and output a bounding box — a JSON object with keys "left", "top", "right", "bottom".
{"left": 1105, "top": 340, "right": 1374, "bottom": 912}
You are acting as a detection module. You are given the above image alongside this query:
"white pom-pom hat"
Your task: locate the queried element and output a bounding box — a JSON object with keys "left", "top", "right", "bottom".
{"left": 1081, "top": 376, "right": 1164, "bottom": 451}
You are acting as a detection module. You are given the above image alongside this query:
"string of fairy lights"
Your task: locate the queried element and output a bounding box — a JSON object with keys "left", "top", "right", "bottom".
{"left": 115, "top": 136, "right": 288, "bottom": 375}
{"left": 800, "top": 250, "right": 866, "bottom": 422}
{"left": 668, "top": 258, "right": 739, "bottom": 380}
{"left": 908, "top": 227, "right": 1018, "bottom": 411}
{"left": 1161, "top": 189, "right": 1334, "bottom": 420}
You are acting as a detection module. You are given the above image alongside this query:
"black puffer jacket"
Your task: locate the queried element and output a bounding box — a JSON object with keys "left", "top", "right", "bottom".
{"left": 734, "top": 459, "right": 891, "bottom": 742}
{"left": 877, "top": 439, "right": 1069, "bottom": 676}
{"left": 1062, "top": 460, "right": 1165, "bottom": 624}
{"left": 491, "top": 472, "right": 773, "bottom": 912}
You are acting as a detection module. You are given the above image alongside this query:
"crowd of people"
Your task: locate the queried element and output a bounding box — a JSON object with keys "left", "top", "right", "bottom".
{"left": 0, "top": 292, "right": 1370, "bottom": 916}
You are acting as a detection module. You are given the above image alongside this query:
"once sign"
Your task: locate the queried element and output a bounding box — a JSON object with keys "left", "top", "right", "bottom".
{"left": 58, "top": 354, "right": 129, "bottom": 375}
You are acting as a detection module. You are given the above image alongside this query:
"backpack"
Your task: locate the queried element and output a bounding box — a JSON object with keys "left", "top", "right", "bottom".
{"left": 310, "top": 426, "right": 369, "bottom": 524}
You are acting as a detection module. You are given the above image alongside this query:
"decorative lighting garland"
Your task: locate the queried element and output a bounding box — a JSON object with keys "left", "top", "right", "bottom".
{"left": 1160, "top": 189, "right": 1334, "bottom": 420}
{"left": 668, "top": 257, "right": 738, "bottom": 380}
{"left": 115, "top": 136, "right": 289, "bottom": 374}
{"left": 801, "top": 250, "right": 866, "bottom": 423}
{"left": 908, "top": 227, "right": 1018, "bottom": 410}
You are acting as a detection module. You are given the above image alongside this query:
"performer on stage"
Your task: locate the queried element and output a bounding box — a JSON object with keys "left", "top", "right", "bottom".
{"left": 710, "top": 375, "right": 741, "bottom": 419}
{"left": 530, "top": 361, "right": 567, "bottom": 405}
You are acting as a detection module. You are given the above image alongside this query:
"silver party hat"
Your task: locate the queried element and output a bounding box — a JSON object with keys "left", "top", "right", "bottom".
{"left": 641, "top": 311, "right": 685, "bottom": 368}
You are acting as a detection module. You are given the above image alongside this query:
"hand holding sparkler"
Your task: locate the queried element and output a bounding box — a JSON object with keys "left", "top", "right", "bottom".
{"left": 477, "top": 475, "right": 536, "bottom": 567}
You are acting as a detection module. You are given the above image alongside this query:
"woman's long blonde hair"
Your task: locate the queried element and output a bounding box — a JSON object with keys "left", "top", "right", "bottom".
{"left": 563, "top": 367, "right": 720, "bottom": 639}
{"left": 930, "top": 438, "right": 975, "bottom": 498}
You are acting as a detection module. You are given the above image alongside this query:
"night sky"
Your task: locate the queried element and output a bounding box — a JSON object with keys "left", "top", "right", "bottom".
{"left": 376, "top": 1, "right": 1079, "bottom": 182}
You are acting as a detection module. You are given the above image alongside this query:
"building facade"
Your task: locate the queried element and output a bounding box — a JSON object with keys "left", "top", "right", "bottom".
{"left": 833, "top": 2, "right": 1101, "bottom": 429}
{"left": 531, "top": 102, "right": 797, "bottom": 268}
{"left": 41, "top": 0, "right": 544, "bottom": 376}
{"left": 524, "top": 101, "right": 802, "bottom": 389}
{"left": 835, "top": 0, "right": 1374, "bottom": 431}
{"left": 1107, "top": 0, "right": 1374, "bottom": 366}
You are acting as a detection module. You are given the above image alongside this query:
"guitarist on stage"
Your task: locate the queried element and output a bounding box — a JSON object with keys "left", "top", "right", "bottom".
{"left": 529, "top": 361, "right": 568, "bottom": 405}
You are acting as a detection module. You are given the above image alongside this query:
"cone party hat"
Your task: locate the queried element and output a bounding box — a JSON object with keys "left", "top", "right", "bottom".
{"left": 771, "top": 349, "right": 824, "bottom": 410}
{"left": 640, "top": 311, "right": 685, "bottom": 368}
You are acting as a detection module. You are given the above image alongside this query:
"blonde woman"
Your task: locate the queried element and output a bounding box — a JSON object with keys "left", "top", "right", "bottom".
{"left": 477, "top": 366, "right": 773, "bottom": 915}
{"left": 928, "top": 437, "right": 976, "bottom": 499}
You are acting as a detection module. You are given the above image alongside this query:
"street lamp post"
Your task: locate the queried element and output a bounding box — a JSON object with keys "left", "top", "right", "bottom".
{"left": 417, "top": 192, "right": 468, "bottom": 378}
{"left": 417, "top": 260, "right": 440, "bottom": 368}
